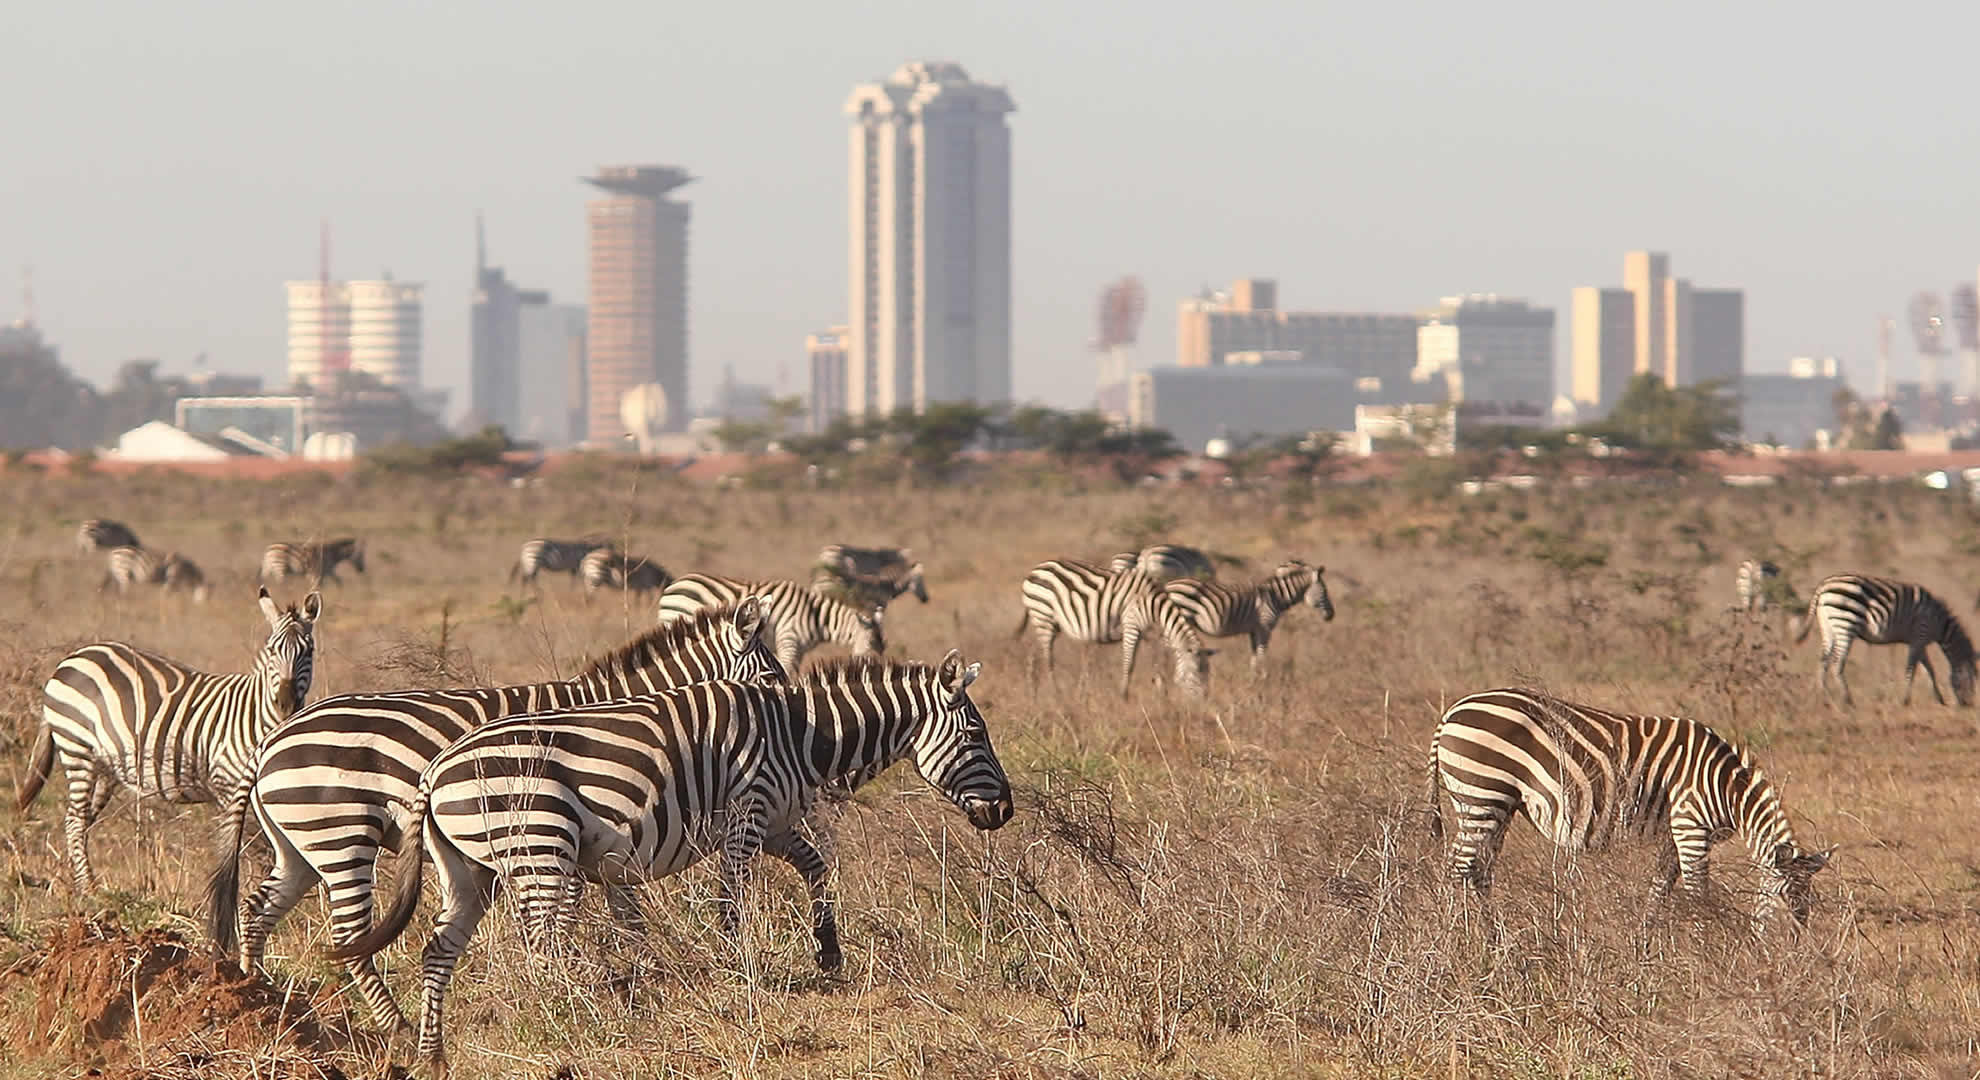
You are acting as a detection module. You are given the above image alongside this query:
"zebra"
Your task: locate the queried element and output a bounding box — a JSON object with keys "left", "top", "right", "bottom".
{"left": 510, "top": 537, "right": 613, "bottom": 587}
{"left": 204, "top": 598, "right": 782, "bottom": 1037}
{"left": 260, "top": 537, "right": 365, "bottom": 586}
{"left": 325, "top": 651, "right": 1012, "bottom": 1068}
{"left": 1426, "top": 688, "right": 1832, "bottom": 928}
{"left": 1735, "top": 559, "right": 1781, "bottom": 614}
{"left": 1131, "top": 544, "right": 1219, "bottom": 581}
{"left": 1795, "top": 573, "right": 1977, "bottom": 706}
{"left": 17, "top": 587, "right": 321, "bottom": 891}
{"left": 810, "top": 559, "right": 928, "bottom": 611}
{"left": 1159, "top": 560, "right": 1333, "bottom": 673}
{"left": 102, "top": 546, "right": 210, "bottom": 602}
{"left": 1016, "top": 558, "right": 1212, "bottom": 696}
{"left": 579, "top": 548, "right": 670, "bottom": 595}
{"left": 76, "top": 518, "right": 142, "bottom": 556}
{"left": 815, "top": 543, "right": 915, "bottom": 582}
{"left": 659, "top": 573, "right": 885, "bottom": 672}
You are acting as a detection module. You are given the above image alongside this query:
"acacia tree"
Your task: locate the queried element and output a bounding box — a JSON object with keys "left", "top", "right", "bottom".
{"left": 1593, "top": 373, "right": 1740, "bottom": 451}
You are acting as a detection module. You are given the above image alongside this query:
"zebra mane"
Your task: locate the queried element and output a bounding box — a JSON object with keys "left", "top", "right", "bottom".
{"left": 575, "top": 604, "right": 737, "bottom": 680}
{"left": 798, "top": 654, "right": 934, "bottom": 690}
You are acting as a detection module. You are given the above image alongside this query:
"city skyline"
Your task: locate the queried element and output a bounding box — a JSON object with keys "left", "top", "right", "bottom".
{"left": 7, "top": 3, "right": 1980, "bottom": 418}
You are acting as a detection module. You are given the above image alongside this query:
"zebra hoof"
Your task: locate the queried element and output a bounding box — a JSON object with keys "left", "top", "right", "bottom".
{"left": 815, "top": 945, "right": 844, "bottom": 971}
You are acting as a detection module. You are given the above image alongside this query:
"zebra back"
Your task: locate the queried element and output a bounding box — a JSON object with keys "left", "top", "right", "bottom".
{"left": 810, "top": 560, "right": 928, "bottom": 609}
{"left": 1135, "top": 544, "right": 1217, "bottom": 581}
{"left": 77, "top": 518, "right": 141, "bottom": 555}
{"left": 1806, "top": 573, "right": 1977, "bottom": 703}
{"left": 513, "top": 537, "right": 611, "bottom": 582}
{"left": 580, "top": 548, "right": 671, "bottom": 594}
{"left": 660, "top": 574, "right": 884, "bottom": 668}
{"left": 263, "top": 537, "right": 365, "bottom": 584}
{"left": 816, "top": 544, "right": 914, "bottom": 582}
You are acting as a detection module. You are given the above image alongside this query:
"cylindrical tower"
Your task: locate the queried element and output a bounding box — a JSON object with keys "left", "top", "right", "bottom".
{"left": 347, "top": 279, "right": 424, "bottom": 388}
{"left": 285, "top": 280, "right": 350, "bottom": 388}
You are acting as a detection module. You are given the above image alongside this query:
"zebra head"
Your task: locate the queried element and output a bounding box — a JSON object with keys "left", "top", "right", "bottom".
{"left": 255, "top": 586, "right": 322, "bottom": 720}
{"left": 1278, "top": 559, "right": 1334, "bottom": 621}
{"left": 1762, "top": 842, "right": 1834, "bottom": 928}
{"left": 727, "top": 596, "right": 788, "bottom": 685}
{"left": 910, "top": 650, "right": 1013, "bottom": 831}
{"left": 902, "top": 563, "right": 930, "bottom": 604}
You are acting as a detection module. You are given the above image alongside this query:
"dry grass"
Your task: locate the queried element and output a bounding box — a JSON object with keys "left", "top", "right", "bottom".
{"left": 2, "top": 465, "right": 1980, "bottom": 1078}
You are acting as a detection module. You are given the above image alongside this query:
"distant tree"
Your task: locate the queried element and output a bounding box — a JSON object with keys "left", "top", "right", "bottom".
{"left": 712, "top": 419, "right": 774, "bottom": 453}
{"left": 766, "top": 395, "right": 805, "bottom": 436}
{"left": 1593, "top": 374, "right": 1739, "bottom": 451}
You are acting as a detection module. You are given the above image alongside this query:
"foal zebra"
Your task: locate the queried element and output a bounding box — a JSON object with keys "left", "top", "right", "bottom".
{"left": 102, "top": 546, "right": 209, "bottom": 602}
{"left": 206, "top": 599, "right": 781, "bottom": 1036}
{"left": 76, "top": 518, "right": 142, "bottom": 556}
{"left": 659, "top": 573, "right": 885, "bottom": 672}
{"left": 510, "top": 537, "right": 613, "bottom": 586}
{"left": 1160, "top": 560, "right": 1332, "bottom": 672}
{"left": 261, "top": 538, "right": 365, "bottom": 586}
{"left": 1427, "top": 688, "right": 1832, "bottom": 928}
{"left": 18, "top": 587, "right": 321, "bottom": 890}
{"left": 1016, "top": 558, "right": 1211, "bottom": 696}
{"left": 579, "top": 548, "right": 670, "bottom": 595}
{"left": 327, "top": 652, "right": 1012, "bottom": 1067}
{"left": 1735, "top": 559, "right": 1781, "bottom": 614}
{"left": 1796, "top": 573, "right": 1977, "bottom": 706}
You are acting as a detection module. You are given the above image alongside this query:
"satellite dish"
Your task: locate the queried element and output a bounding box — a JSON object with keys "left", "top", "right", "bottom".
{"left": 619, "top": 383, "right": 669, "bottom": 454}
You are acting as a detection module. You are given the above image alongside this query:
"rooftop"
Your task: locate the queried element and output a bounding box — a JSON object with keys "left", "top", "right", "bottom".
{"left": 583, "top": 165, "right": 695, "bottom": 199}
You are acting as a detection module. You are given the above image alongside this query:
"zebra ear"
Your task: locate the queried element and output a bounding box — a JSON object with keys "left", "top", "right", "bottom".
{"left": 936, "top": 649, "right": 967, "bottom": 697}
{"left": 735, "top": 596, "right": 767, "bottom": 642}
{"left": 258, "top": 586, "right": 280, "bottom": 625}
{"left": 302, "top": 591, "right": 323, "bottom": 622}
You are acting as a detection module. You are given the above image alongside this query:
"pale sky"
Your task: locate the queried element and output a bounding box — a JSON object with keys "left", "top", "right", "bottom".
{"left": 7, "top": 1, "right": 1979, "bottom": 417}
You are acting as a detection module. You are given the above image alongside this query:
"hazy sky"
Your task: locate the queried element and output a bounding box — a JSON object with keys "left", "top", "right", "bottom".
{"left": 8, "top": 2, "right": 1980, "bottom": 417}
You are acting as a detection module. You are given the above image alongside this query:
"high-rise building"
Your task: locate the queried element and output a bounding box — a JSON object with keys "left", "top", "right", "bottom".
{"left": 470, "top": 220, "right": 585, "bottom": 445}
{"left": 1412, "top": 295, "right": 1556, "bottom": 408}
{"left": 1570, "top": 287, "right": 1635, "bottom": 414}
{"left": 846, "top": 61, "right": 1014, "bottom": 416}
{"left": 1175, "top": 279, "right": 1420, "bottom": 392}
{"left": 287, "top": 277, "right": 421, "bottom": 391}
{"left": 584, "top": 165, "right": 693, "bottom": 443}
{"left": 285, "top": 281, "right": 350, "bottom": 389}
{"left": 470, "top": 222, "right": 525, "bottom": 433}
{"left": 1573, "top": 252, "right": 1743, "bottom": 414}
{"left": 807, "top": 326, "right": 850, "bottom": 433}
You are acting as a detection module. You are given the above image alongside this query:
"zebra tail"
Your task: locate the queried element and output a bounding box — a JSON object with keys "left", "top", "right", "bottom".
{"left": 203, "top": 780, "right": 255, "bottom": 957}
{"left": 326, "top": 793, "right": 429, "bottom": 962}
{"left": 14, "top": 725, "right": 53, "bottom": 812}
{"left": 1012, "top": 607, "right": 1031, "bottom": 639}
{"left": 1424, "top": 736, "right": 1445, "bottom": 840}
{"left": 1792, "top": 591, "right": 1820, "bottom": 644}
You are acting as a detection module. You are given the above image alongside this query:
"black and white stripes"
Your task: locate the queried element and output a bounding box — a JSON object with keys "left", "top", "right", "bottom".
{"left": 1796, "top": 573, "right": 1977, "bottom": 706}
{"left": 1736, "top": 559, "right": 1780, "bottom": 614}
{"left": 101, "top": 546, "right": 209, "bottom": 602}
{"left": 76, "top": 519, "right": 142, "bottom": 555}
{"left": 1427, "top": 688, "right": 1831, "bottom": 926}
{"left": 660, "top": 573, "right": 885, "bottom": 671}
{"left": 580, "top": 548, "right": 671, "bottom": 595}
{"left": 18, "top": 587, "right": 321, "bottom": 889}
{"left": 326, "top": 653, "right": 1011, "bottom": 1067}
{"left": 1160, "top": 560, "right": 1331, "bottom": 671}
{"left": 1017, "top": 558, "right": 1209, "bottom": 695}
{"left": 510, "top": 537, "right": 612, "bottom": 586}
{"left": 261, "top": 538, "right": 366, "bottom": 586}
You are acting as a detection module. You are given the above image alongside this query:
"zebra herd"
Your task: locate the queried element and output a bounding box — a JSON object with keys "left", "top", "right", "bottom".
{"left": 20, "top": 526, "right": 1974, "bottom": 1071}
{"left": 77, "top": 518, "right": 368, "bottom": 600}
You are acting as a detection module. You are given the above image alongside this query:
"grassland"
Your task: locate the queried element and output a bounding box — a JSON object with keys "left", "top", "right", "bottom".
{"left": 2, "top": 462, "right": 1979, "bottom": 1078}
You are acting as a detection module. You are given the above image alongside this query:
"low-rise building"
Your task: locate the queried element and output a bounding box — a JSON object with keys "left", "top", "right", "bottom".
{"left": 1741, "top": 357, "right": 1847, "bottom": 449}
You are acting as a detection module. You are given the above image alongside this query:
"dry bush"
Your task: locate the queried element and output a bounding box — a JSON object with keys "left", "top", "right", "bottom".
{"left": 1, "top": 468, "right": 1979, "bottom": 1077}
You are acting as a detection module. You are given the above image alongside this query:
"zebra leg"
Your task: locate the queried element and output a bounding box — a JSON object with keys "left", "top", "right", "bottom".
{"left": 717, "top": 800, "right": 772, "bottom": 939}
{"left": 1119, "top": 622, "right": 1143, "bottom": 697}
{"left": 1834, "top": 639, "right": 1856, "bottom": 706}
{"left": 762, "top": 828, "right": 841, "bottom": 970}
{"left": 414, "top": 834, "right": 498, "bottom": 1069}
{"left": 1249, "top": 629, "right": 1270, "bottom": 676}
{"left": 60, "top": 761, "right": 107, "bottom": 892}
{"left": 1913, "top": 645, "right": 1946, "bottom": 705}
{"left": 1446, "top": 796, "right": 1511, "bottom": 905}
{"left": 1026, "top": 618, "right": 1057, "bottom": 682}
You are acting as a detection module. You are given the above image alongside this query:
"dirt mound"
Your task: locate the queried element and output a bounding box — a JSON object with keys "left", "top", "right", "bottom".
{"left": 3, "top": 915, "right": 364, "bottom": 1079}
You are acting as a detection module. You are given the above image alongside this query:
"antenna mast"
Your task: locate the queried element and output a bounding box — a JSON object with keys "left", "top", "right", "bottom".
{"left": 319, "top": 218, "right": 348, "bottom": 379}
{"left": 20, "top": 265, "right": 34, "bottom": 328}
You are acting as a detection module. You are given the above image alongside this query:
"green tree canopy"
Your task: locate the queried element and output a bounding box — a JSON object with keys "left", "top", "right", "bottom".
{"left": 1592, "top": 374, "right": 1739, "bottom": 451}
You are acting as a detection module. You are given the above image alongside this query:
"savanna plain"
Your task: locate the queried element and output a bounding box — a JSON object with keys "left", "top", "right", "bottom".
{"left": 2, "top": 464, "right": 1979, "bottom": 1079}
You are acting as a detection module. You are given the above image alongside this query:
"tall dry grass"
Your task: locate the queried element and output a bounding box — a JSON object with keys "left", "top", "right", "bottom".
{"left": 1, "top": 464, "right": 1978, "bottom": 1077}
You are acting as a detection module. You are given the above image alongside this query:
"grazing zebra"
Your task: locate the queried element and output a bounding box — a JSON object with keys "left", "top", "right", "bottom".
{"left": 17, "top": 587, "right": 321, "bottom": 890}
{"left": 659, "top": 573, "right": 884, "bottom": 672}
{"left": 102, "top": 546, "right": 209, "bottom": 602}
{"left": 1427, "top": 688, "right": 1832, "bottom": 928}
{"left": 510, "top": 537, "right": 613, "bottom": 586}
{"left": 205, "top": 599, "right": 781, "bottom": 1036}
{"left": 76, "top": 518, "right": 142, "bottom": 556}
{"left": 326, "top": 652, "right": 1012, "bottom": 1067}
{"left": 1016, "top": 558, "right": 1211, "bottom": 696}
{"left": 1795, "top": 574, "right": 1977, "bottom": 706}
{"left": 1159, "top": 560, "right": 1333, "bottom": 672}
{"left": 260, "top": 537, "right": 365, "bottom": 586}
{"left": 810, "top": 560, "right": 928, "bottom": 611}
{"left": 1132, "top": 544, "right": 1219, "bottom": 581}
{"left": 579, "top": 548, "right": 670, "bottom": 595}
{"left": 1735, "top": 559, "right": 1781, "bottom": 614}
{"left": 815, "top": 543, "right": 914, "bottom": 582}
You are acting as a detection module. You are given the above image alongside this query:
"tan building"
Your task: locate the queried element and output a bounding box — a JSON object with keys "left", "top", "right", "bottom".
{"left": 584, "top": 165, "right": 693, "bottom": 443}
{"left": 1573, "top": 252, "right": 1743, "bottom": 415}
{"left": 1176, "top": 278, "right": 1419, "bottom": 392}
{"left": 807, "top": 326, "right": 850, "bottom": 433}
{"left": 846, "top": 61, "right": 1014, "bottom": 416}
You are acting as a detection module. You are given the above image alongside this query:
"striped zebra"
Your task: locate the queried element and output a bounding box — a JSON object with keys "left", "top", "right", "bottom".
{"left": 260, "top": 537, "right": 365, "bottom": 586}
{"left": 1735, "top": 559, "right": 1781, "bottom": 614}
{"left": 815, "top": 543, "right": 914, "bottom": 581}
{"left": 510, "top": 537, "right": 613, "bottom": 586}
{"left": 1130, "top": 544, "right": 1219, "bottom": 581}
{"left": 17, "top": 587, "right": 321, "bottom": 890}
{"left": 1016, "top": 558, "right": 1211, "bottom": 696}
{"left": 102, "top": 546, "right": 210, "bottom": 602}
{"left": 326, "top": 652, "right": 1012, "bottom": 1067}
{"left": 1159, "top": 560, "right": 1333, "bottom": 672}
{"left": 1427, "top": 688, "right": 1832, "bottom": 927}
{"left": 579, "top": 548, "right": 670, "bottom": 595}
{"left": 810, "top": 560, "right": 928, "bottom": 611}
{"left": 205, "top": 599, "right": 781, "bottom": 1036}
{"left": 76, "top": 518, "right": 142, "bottom": 556}
{"left": 1795, "top": 573, "right": 1977, "bottom": 706}
{"left": 659, "top": 573, "right": 884, "bottom": 672}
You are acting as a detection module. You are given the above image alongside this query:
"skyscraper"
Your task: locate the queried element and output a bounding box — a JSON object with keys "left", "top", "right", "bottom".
{"left": 470, "top": 218, "right": 524, "bottom": 432}
{"left": 285, "top": 281, "right": 349, "bottom": 389}
{"left": 846, "top": 61, "right": 1014, "bottom": 417}
{"left": 286, "top": 277, "right": 421, "bottom": 391}
{"left": 584, "top": 165, "right": 692, "bottom": 443}
{"left": 1572, "top": 252, "right": 1743, "bottom": 414}
{"left": 807, "top": 326, "right": 850, "bottom": 433}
